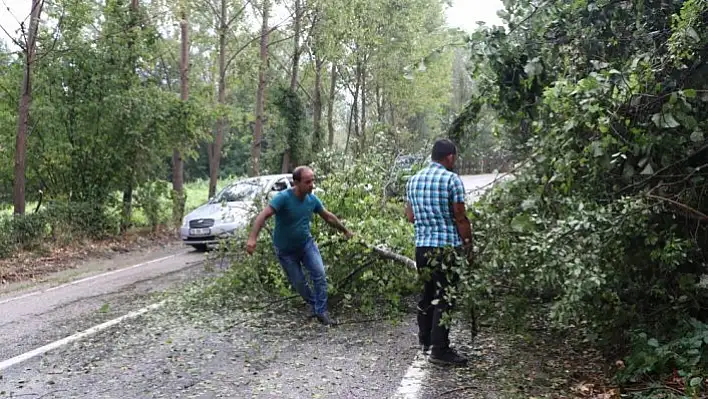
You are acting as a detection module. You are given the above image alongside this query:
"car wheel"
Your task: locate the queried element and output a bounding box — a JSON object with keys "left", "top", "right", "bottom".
{"left": 191, "top": 244, "right": 208, "bottom": 252}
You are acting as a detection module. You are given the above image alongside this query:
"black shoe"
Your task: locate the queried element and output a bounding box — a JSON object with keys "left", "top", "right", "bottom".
{"left": 429, "top": 348, "right": 468, "bottom": 367}
{"left": 315, "top": 312, "right": 336, "bottom": 326}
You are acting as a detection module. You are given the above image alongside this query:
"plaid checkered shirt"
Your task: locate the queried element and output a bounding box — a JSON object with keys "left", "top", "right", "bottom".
{"left": 405, "top": 162, "right": 466, "bottom": 248}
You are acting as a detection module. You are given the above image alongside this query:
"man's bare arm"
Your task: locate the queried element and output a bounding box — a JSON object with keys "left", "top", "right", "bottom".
{"left": 248, "top": 206, "right": 276, "bottom": 242}
{"left": 452, "top": 202, "right": 472, "bottom": 246}
{"left": 405, "top": 203, "right": 415, "bottom": 223}
{"left": 318, "top": 209, "right": 353, "bottom": 236}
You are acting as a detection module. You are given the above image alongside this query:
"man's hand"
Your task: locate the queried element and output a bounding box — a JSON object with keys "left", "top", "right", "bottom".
{"left": 246, "top": 206, "right": 275, "bottom": 255}
{"left": 246, "top": 237, "right": 257, "bottom": 255}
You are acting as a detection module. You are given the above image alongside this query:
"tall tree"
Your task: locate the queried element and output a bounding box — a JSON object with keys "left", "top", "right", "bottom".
{"left": 281, "top": 0, "right": 302, "bottom": 173}
{"left": 206, "top": 0, "right": 248, "bottom": 198}
{"left": 13, "top": 0, "right": 44, "bottom": 215}
{"left": 172, "top": 6, "right": 189, "bottom": 226}
{"left": 120, "top": 0, "right": 142, "bottom": 233}
{"left": 250, "top": 0, "right": 270, "bottom": 177}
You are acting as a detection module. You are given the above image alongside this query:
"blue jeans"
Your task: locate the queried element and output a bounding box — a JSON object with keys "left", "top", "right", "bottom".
{"left": 274, "top": 238, "right": 328, "bottom": 315}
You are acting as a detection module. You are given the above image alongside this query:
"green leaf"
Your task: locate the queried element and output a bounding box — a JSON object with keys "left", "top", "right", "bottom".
{"left": 683, "top": 89, "right": 697, "bottom": 98}
{"left": 591, "top": 141, "right": 604, "bottom": 157}
{"left": 690, "top": 377, "right": 702, "bottom": 387}
{"left": 690, "top": 130, "right": 704, "bottom": 143}
{"left": 651, "top": 112, "right": 681, "bottom": 128}
{"left": 647, "top": 338, "right": 659, "bottom": 348}
{"left": 640, "top": 163, "right": 654, "bottom": 175}
{"left": 686, "top": 27, "right": 700, "bottom": 42}
{"left": 511, "top": 213, "right": 533, "bottom": 233}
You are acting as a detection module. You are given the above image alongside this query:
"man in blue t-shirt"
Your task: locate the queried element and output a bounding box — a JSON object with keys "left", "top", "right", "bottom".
{"left": 246, "top": 166, "right": 353, "bottom": 326}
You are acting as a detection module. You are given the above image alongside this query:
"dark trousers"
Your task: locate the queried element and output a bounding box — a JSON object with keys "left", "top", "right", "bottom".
{"left": 415, "top": 246, "right": 461, "bottom": 352}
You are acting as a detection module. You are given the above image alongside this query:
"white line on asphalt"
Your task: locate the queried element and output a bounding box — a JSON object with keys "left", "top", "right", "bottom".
{"left": 0, "top": 301, "right": 166, "bottom": 371}
{"left": 390, "top": 352, "right": 428, "bottom": 399}
{"left": 0, "top": 251, "right": 188, "bottom": 306}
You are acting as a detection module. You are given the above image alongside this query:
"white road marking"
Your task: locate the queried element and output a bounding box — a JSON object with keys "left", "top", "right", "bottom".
{"left": 0, "top": 251, "right": 188, "bottom": 306}
{"left": 390, "top": 352, "right": 428, "bottom": 399}
{"left": 0, "top": 301, "right": 166, "bottom": 371}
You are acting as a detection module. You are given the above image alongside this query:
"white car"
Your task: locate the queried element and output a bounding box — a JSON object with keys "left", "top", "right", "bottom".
{"left": 180, "top": 174, "right": 293, "bottom": 251}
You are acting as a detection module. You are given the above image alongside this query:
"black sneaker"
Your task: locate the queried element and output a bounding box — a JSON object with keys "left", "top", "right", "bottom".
{"left": 315, "top": 312, "right": 337, "bottom": 326}
{"left": 428, "top": 348, "right": 468, "bottom": 367}
{"left": 421, "top": 344, "right": 430, "bottom": 354}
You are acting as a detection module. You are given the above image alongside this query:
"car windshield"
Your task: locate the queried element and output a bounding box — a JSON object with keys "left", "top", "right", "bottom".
{"left": 211, "top": 180, "right": 263, "bottom": 203}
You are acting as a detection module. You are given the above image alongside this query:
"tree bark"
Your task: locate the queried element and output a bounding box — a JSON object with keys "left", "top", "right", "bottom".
{"left": 13, "top": 0, "right": 44, "bottom": 215}
{"left": 312, "top": 55, "right": 324, "bottom": 152}
{"left": 360, "top": 57, "right": 367, "bottom": 150}
{"left": 209, "top": 0, "right": 228, "bottom": 198}
{"left": 281, "top": 0, "right": 300, "bottom": 173}
{"left": 349, "top": 63, "right": 361, "bottom": 155}
{"left": 327, "top": 63, "right": 337, "bottom": 148}
{"left": 376, "top": 84, "right": 384, "bottom": 123}
{"left": 172, "top": 12, "right": 188, "bottom": 227}
{"left": 251, "top": 0, "right": 270, "bottom": 177}
{"left": 121, "top": 0, "right": 140, "bottom": 233}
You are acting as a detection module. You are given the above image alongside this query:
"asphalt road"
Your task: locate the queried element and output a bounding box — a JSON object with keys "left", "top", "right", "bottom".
{"left": 0, "top": 174, "right": 503, "bottom": 399}
{"left": 0, "top": 245, "right": 207, "bottom": 363}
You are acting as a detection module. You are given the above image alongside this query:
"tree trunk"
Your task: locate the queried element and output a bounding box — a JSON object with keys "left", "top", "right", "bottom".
{"left": 13, "top": 0, "right": 43, "bottom": 215}
{"left": 121, "top": 0, "right": 140, "bottom": 233}
{"left": 121, "top": 183, "right": 133, "bottom": 233}
{"left": 172, "top": 12, "right": 188, "bottom": 227}
{"left": 251, "top": 0, "right": 270, "bottom": 177}
{"left": 289, "top": 0, "right": 301, "bottom": 92}
{"left": 351, "top": 63, "right": 361, "bottom": 154}
{"left": 281, "top": 0, "right": 300, "bottom": 173}
{"left": 312, "top": 56, "right": 324, "bottom": 152}
{"left": 209, "top": 0, "right": 228, "bottom": 198}
{"left": 376, "top": 84, "right": 384, "bottom": 123}
{"left": 360, "top": 58, "right": 367, "bottom": 150}
{"left": 345, "top": 83, "right": 358, "bottom": 157}
{"left": 327, "top": 63, "right": 337, "bottom": 148}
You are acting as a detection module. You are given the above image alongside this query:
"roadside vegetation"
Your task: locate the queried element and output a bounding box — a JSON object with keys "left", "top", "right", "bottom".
{"left": 1, "top": 0, "right": 707, "bottom": 397}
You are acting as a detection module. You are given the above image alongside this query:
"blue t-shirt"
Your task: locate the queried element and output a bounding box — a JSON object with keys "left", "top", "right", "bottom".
{"left": 269, "top": 188, "right": 324, "bottom": 252}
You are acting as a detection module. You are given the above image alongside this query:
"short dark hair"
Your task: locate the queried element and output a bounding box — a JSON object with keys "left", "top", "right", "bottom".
{"left": 431, "top": 139, "right": 457, "bottom": 162}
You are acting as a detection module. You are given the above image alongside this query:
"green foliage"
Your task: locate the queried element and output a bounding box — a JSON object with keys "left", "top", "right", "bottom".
{"left": 43, "top": 200, "right": 121, "bottom": 241}
{"left": 0, "top": 213, "right": 48, "bottom": 256}
{"left": 191, "top": 138, "right": 419, "bottom": 315}
{"left": 619, "top": 320, "right": 708, "bottom": 388}
{"left": 273, "top": 86, "right": 309, "bottom": 167}
{"left": 451, "top": 0, "right": 708, "bottom": 388}
{"left": 133, "top": 180, "right": 171, "bottom": 231}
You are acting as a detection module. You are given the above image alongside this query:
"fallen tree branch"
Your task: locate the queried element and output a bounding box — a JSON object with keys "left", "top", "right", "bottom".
{"left": 647, "top": 193, "right": 708, "bottom": 222}
{"left": 365, "top": 243, "right": 416, "bottom": 270}
{"left": 438, "top": 386, "right": 479, "bottom": 396}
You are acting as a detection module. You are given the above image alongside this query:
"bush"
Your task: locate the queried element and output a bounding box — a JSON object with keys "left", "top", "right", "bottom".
{"left": 44, "top": 200, "right": 120, "bottom": 241}
{"left": 133, "top": 180, "right": 171, "bottom": 231}
{"left": 0, "top": 212, "right": 49, "bottom": 257}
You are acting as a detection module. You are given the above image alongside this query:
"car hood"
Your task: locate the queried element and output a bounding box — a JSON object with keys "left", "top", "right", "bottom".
{"left": 185, "top": 201, "right": 255, "bottom": 222}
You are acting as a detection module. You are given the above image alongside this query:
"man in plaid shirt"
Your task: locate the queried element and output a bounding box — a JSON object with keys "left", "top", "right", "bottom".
{"left": 405, "top": 139, "right": 472, "bottom": 367}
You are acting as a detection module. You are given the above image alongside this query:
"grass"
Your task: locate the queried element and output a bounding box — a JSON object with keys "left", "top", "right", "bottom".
{"left": 0, "top": 175, "right": 243, "bottom": 229}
